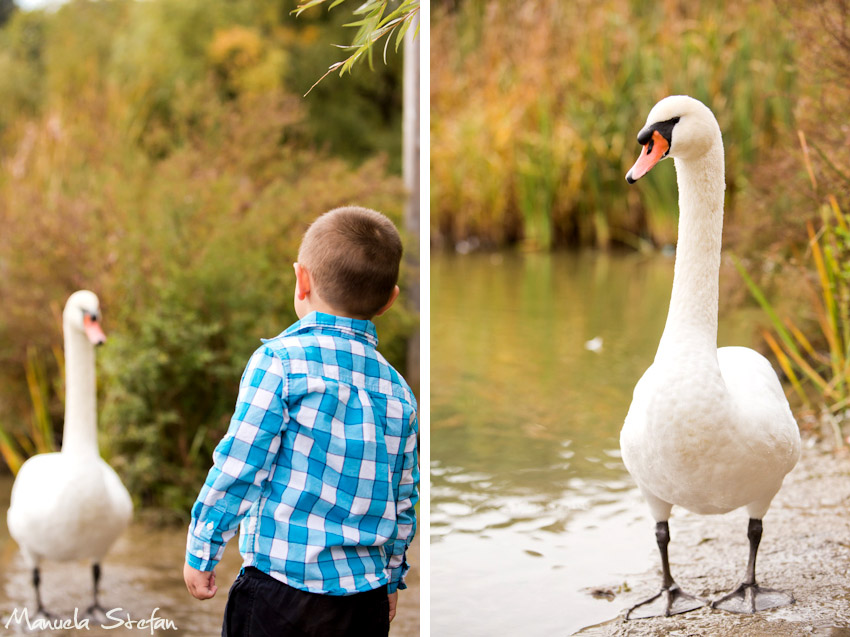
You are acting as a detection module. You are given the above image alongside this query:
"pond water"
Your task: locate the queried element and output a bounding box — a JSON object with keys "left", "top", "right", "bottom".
{"left": 430, "top": 251, "right": 760, "bottom": 636}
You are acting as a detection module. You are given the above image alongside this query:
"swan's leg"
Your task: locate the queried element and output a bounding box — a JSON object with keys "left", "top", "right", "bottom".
{"left": 32, "top": 567, "right": 43, "bottom": 610}
{"left": 85, "top": 563, "right": 108, "bottom": 620}
{"left": 32, "top": 566, "right": 45, "bottom": 613}
{"left": 625, "top": 521, "right": 706, "bottom": 620}
{"left": 712, "top": 518, "right": 794, "bottom": 613}
{"left": 32, "top": 567, "right": 56, "bottom": 619}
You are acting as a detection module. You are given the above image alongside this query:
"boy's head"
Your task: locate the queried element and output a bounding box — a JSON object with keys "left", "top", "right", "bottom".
{"left": 294, "top": 206, "right": 403, "bottom": 320}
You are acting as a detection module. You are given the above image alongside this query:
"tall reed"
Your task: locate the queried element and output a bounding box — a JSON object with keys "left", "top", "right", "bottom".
{"left": 736, "top": 127, "right": 850, "bottom": 444}
{"left": 0, "top": 348, "right": 60, "bottom": 474}
{"left": 431, "top": 0, "right": 796, "bottom": 250}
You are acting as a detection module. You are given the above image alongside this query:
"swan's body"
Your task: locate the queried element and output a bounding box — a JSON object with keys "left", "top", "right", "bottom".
{"left": 8, "top": 453, "right": 132, "bottom": 563}
{"left": 6, "top": 290, "right": 132, "bottom": 616}
{"left": 623, "top": 346, "right": 799, "bottom": 518}
{"left": 620, "top": 96, "right": 800, "bottom": 618}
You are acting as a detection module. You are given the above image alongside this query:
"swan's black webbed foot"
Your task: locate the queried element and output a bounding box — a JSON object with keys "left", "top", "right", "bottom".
{"left": 712, "top": 582, "right": 794, "bottom": 614}
{"left": 712, "top": 518, "right": 794, "bottom": 614}
{"left": 84, "top": 563, "right": 111, "bottom": 622}
{"left": 84, "top": 603, "right": 110, "bottom": 623}
{"left": 625, "top": 520, "right": 707, "bottom": 620}
{"left": 625, "top": 582, "right": 706, "bottom": 620}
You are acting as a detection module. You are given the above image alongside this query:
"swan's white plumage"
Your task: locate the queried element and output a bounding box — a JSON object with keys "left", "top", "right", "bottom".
{"left": 620, "top": 95, "right": 800, "bottom": 525}
{"left": 622, "top": 346, "right": 799, "bottom": 519}
{"left": 6, "top": 290, "right": 132, "bottom": 568}
{"left": 8, "top": 454, "right": 132, "bottom": 563}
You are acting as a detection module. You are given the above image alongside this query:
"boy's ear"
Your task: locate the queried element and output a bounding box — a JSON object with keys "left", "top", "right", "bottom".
{"left": 293, "top": 262, "right": 311, "bottom": 300}
{"left": 374, "top": 285, "right": 400, "bottom": 318}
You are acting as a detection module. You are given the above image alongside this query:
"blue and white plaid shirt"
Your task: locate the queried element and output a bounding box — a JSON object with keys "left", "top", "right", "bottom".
{"left": 186, "top": 311, "right": 419, "bottom": 595}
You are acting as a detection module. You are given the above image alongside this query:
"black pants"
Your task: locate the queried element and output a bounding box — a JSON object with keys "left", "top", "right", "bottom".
{"left": 222, "top": 567, "right": 390, "bottom": 637}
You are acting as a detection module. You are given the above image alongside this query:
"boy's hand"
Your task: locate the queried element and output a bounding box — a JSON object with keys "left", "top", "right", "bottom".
{"left": 388, "top": 591, "right": 398, "bottom": 623}
{"left": 184, "top": 562, "right": 218, "bottom": 600}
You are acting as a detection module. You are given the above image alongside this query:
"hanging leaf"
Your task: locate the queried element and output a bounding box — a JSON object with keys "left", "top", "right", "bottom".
{"left": 294, "top": 0, "right": 419, "bottom": 93}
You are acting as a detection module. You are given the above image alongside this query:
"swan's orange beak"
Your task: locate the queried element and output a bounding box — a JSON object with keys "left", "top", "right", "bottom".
{"left": 626, "top": 130, "right": 669, "bottom": 184}
{"left": 84, "top": 314, "right": 107, "bottom": 346}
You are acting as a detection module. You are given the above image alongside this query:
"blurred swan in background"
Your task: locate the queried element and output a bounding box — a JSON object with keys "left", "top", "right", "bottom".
{"left": 7, "top": 290, "right": 132, "bottom": 618}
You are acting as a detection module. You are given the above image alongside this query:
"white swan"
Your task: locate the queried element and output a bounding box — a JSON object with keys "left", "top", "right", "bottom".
{"left": 7, "top": 290, "right": 133, "bottom": 617}
{"left": 620, "top": 96, "right": 801, "bottom": 618}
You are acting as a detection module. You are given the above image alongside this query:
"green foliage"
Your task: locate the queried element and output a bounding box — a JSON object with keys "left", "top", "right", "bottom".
{"left": 0, "top": 0, "right": 413, "bottom": 516}
{"left": 0, "top": 0, "right": 403, "bottom": 164}
{"left": 0, "top": 10, "right": 47, "bottom": 133}
{"left": 287, "top": 0, "right": 405, "bottom": 169}
{"left": 431, "top": 0, "right": 797, "bottom": 250}
{"left": 100, "top": 285, "right": 263, "bottom": 514}
{"left": 294, "top": 0, "right": 419, "bottom": 90}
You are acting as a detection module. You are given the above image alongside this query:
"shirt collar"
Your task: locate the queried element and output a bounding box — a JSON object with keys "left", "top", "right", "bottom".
{"left": 280, "top": 311, "right": 379, "bottom": 348}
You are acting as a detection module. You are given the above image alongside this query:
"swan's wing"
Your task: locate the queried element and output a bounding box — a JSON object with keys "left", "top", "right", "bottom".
{"left": 99, "top": 459, "right": 134, "bottom": 525}
{"left": 7, "top": 452, "right": 72, "bottom": 561}
{"left": 620, "top": 363, "right": 658, "bottom": 475}
{"left": 718, "top": 346, "right": 801, "bottom": 476}
{"left": 8, "top": 454, "right": 64, "bottom": 529}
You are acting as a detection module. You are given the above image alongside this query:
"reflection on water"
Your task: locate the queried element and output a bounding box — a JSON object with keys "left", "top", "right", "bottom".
{"left": 430, "top": 251, "right": 756, "bottom": 636}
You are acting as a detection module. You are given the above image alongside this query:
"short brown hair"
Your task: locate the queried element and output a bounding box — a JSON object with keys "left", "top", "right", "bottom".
{"left": 298, "top": 206, "right": 403, "bottom": 318}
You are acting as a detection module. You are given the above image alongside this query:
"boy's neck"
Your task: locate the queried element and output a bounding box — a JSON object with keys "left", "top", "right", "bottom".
{"left": 296, "top": 299, "right": 372, "bottom": 322}
{"left": 299, "top": 309, "right": 373, "bottom": 322}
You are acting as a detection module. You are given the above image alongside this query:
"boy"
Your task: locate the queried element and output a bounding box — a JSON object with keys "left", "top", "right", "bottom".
{"left": 183, "top": 206, "right": 419, "bottom": 636}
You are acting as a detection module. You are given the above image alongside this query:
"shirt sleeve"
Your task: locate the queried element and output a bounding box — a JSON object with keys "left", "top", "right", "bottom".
{"left": 386, "top": 410, "right": 420, "bottom": 593}
{"left": 185, "top": 345, "right": 287, "bottom": 571}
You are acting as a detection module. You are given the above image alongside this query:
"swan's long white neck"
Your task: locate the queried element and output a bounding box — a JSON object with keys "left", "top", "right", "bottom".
{"left": 62, "top": 322, "right": 100, "bottom": 457}
{"left": 656, "top": 137, "right": 726, "bottom": 361}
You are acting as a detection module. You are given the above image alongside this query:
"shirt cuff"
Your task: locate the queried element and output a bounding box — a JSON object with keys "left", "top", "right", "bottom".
{"left": 386, "top": 555, "right": 410, "bottom": 593}
{"left": 185, "top": 530, "right": 222, "bottom": 572}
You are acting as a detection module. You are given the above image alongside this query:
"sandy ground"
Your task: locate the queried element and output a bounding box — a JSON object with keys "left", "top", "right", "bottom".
{"left": 577, "top": 439, "right": 850, "bottom": 636}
